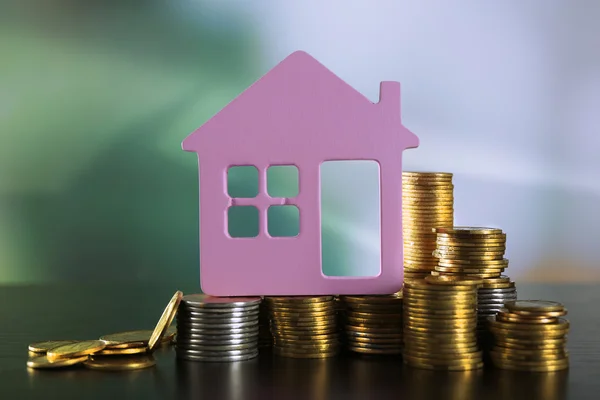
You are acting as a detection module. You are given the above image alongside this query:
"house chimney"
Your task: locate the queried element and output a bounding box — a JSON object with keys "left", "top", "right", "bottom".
{"left": 379, "top": 81, "right": 401, "bottom": 120}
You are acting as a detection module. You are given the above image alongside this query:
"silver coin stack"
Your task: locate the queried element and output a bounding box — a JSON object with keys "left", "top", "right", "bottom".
{"left": 175, "top": 294, "right": 262, "bottom": 362}
{"left": 477, "top": 277, "right": 518, "bottom": 348}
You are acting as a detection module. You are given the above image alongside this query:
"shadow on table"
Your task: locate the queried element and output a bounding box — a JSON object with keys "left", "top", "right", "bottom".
{"left": 174, "top": 350, "right": 569, "bottom": 400}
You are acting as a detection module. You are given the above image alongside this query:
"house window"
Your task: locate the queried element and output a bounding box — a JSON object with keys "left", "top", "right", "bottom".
{"left": 268, "top": 205, "right": 299, "bottom": 237}
{"left": 319, "top": 160, "right": 381, "bottom": 277}
{"left": 227, "top": 166, "right": 258, "bottom": 198}
{"left": 267, "top": 165, "right": 299, "bottom": 197}
{"left": 227, "top": 206, "right": 259, "bottom": 238}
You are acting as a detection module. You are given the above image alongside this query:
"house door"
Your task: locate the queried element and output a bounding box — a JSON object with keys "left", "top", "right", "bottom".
{"left": 319, "top": 160, "right": 382, "bottom": 277}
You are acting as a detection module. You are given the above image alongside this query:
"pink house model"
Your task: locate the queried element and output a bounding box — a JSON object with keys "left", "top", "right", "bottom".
{"left": 182, "top": 50, "right": 419, "bottom": 296}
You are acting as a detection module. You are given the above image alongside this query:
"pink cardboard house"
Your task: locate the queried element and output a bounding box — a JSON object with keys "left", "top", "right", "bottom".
{"left": 182, "top": 50, "right": 419, "bottom": 296}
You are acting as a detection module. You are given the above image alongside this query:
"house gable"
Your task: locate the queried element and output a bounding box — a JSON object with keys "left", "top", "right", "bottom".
{"left": 181, "top": 51, "right": 416, "bottom": 154}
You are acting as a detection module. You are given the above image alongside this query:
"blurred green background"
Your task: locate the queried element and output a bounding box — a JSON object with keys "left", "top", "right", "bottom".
{"left": 2, "top": 1, "right": 599, "bottom": 284}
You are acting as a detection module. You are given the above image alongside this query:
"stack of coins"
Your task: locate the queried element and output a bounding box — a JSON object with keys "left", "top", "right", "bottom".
{"left": 477, "top": 276, "right": 518, "bottom": 349}
{"left": 402, "top": 275, "right": 483, "bottom": 371}
{"left": 340, "top": 294, "right": 404, "bottom": 355}
{"left": 258, "top": 299, "right": 272, "bottom": 348}
{"left": 265, "top": 296, "right": 340, "bottom": 358}
{"left": 489, "top": 300, "right": 569, "bottom": 372}
{"left": 402, "top": 172, "right": 454, "bottom": 281}
{"left": 431, "top": 227, "right": 516, "bottom": 345}
{"left": 175, "top": 294, "right": 261, "bottom": 362}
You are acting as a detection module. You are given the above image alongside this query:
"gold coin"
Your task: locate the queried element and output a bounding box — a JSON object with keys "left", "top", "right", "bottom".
{"left": 432, "top": 227, "right": 502, "bottom": 235}
{"left": 349, "top": 336, "right": 403, "bottom": 344}
{"left": 404, "top": 325, "right": 476, "bottom": 335}
{"left": 490, "top": 349, "right": 568, "bottom": 361}
{"left": 265, "top": 296, "right": 334, "bottom": 304}
{"left": 345, "top": 304, "right": 403, "bottom": 313}
{"left": 95, "top": 346, "right": 149, "bottom": 356}
{"left": 495, "top": 339, "right": 566, "bottom": 350}
{"left": 435, "top": 233, "right": 506, "bottom": 241}
{"left": 402, "top": 171, "right": 453, "bottom": 178}
{"left": 274, "top": 337, "right": 339, "bottom": 346}
{"left": 405, "top": 342, "right": 478, "bottom": 352}
{"left": 507, "top": 308, "right": 567, "bottom": 318}
{"left": 431, "top": 271, "right": 502, "bottom": 279}
{"left": 27, "top": 355, "right": 88, "bottom": 369}
{"left": 403, "top": 280, "right": 475, "bottom": 291}
{"left": 488, "top": 317, "right": 569, "bottom": 331}
{"left": 404, "top": 299, "right": 477, "bottom": 309}
{"left": 489, "top": 327, "right": 567, "bottom": 339}
{"left": 84, "top": 355, "right": 156, "bottom": 371}
{"left": 267, "top": 304, "right": 335, "bottom": 313}
{"left": 341, "top": 294, "right": 402, "bottom": 303}
{"left": 437, "top": 258, "right": 509, "bottom": 266}
{"left": 435, "top": 238, "right": 507, "bottom": 245}
{"left": 402, "top": 293, "right": 477, "bottom": 303}
{"left": 100, "top": 329, "right": 169, "bottom": 347}
{"left": 434, "top": 266, "right": 505, "bottom": 274}
{"left": 402, "top": 286, "right": 477, "bottom": 296}
{"left": 496, "top": 310, "right": 559, "bottom": 324}
{"left": 491, "top": 360, "right": 568, "bottom": 372}
{"left": 28, "top": 340, "right": 78, "bottom": 354}
{"left": 403, "top": 314, "right": 473, "bottom": 325}
{"left": 275, "top": 332, "right": 338, "bottom": 341}
{"left": 424, "top": 275, "right": 484, "bottom": 287}
{"left": 490, "top": 354, "right": 569, "bottom": 367}
{"left": 271, "top": 326, "right": 338, "bottom": 335}
{"left": 504, "top": 300, "right": 565, "bottom": 313}
{"left": 47, "top": 340, "right": 106, "bottom": 361}
{"left": 347, "top": 311, "right": 403, "bottom": 319}
{"left": 273, "top": 315, "right": 335, "bottom": 323}
{"left": 481, "top": 275, "right": 511, "bottom": 284}
{"left": 273, "top": 347, "right": 339, "bottom": 358}
{"left": 480, "top": 282, "right": 516, "bottom": 289}
{"left": 403, "top": 355, "right": 483, "bottom": 367}
{"left": 148, "top": 290, "right": 183, "bottom": 351}
{"left": 271, "top": 309, "right": 336, "bottom": 318}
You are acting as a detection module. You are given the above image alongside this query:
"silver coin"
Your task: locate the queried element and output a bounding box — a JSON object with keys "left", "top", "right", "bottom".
{"left": 478, "top": 298, "right": 516, "bottom": 305}
{"left": 477, "top": 293, "right": 518, "bottom": 299}
{"left": 177, "top": 315, "right": 258, "bottom": 324}
{"left": 176, "top": 347, "right": 258, "bottom": 357}
{"left": 176, "top": 319, "right": 259, "bottom": 329}
{"left": 176, "top": 324, "right": 259, "bottom": 334}
{"left": 478, "top": 288, "right": 517, "bottom": 294}
{"left": 182, "top": 310, "right": 260, "bottom": 319}
{"left": 176, "top": 341, "right": 258, "bottom": 351}
{"left": 176, "top": 350, "right": 259, "bottom": 362}
{"left": 175, "top": 336, "right": 259, "bottom": 346}
{"left": 181, "top": 294, "right": 261, "bottom": 308}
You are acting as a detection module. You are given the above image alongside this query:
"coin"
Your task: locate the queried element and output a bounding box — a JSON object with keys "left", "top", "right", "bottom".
{"left": 96, "top": 346, "right": 149, "bottom": 356}
{"left": 27, "top": 355, "right": 88, "bottom": 369}
{"left": 183, "top": 294, "right": 262, "bottom": 308}
{"left": 84, "top": 355, "right": 156, "bottom": 371}
{"left": 28, "top": 340, "right": 79, "bottom": 354}
{"left": 504, "top": 300, "right": 565, "bottom": 313}
{"left": 47, "top": 340, "right": 106, "bottom": 361}
{"left": 148, "top": 291, "right": 184, "bottom": 352}
{"left": 424, "top": 275, "right": 484, "bottom": 286}
{"left": 176, "top": 350, "right": 259, "bottom": 362}
{"left": 101, "top": 328, "right": 176, "bottom": 348}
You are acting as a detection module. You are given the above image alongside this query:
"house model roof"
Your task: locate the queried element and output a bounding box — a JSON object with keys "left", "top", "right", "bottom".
{"left": 181, "top": 50, "right": 418, "bottom": 156}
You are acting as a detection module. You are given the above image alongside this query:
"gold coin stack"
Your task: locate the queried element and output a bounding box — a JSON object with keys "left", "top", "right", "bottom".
{"left": 265, "top": 296, "right": 340, "bottom": 358}
{"left": 258, "top": 299, "right": 272, "bottom": 348}
{"left": 489, "top": 300, "right": 570, "bottom": 372}
{"left": 402, "top": 172, "right": 454, "bottom": 281}
{"left": 26, "top": 291, "right": 182, "bottom": 371}
{"left": 340, "top": 294, "right": 404, "bottom": 355}
{"left": 402, "top": 275, "right": 483, "bottom": 371}
{"left": 431, "top": 227, "right": 516, "bottom": 345}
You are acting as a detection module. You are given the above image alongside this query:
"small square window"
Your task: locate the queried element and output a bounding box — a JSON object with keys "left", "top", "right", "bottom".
{"left": 267, "top": 165, "right": 298, "bottom": 197}
{"left": 227, "top": 206, "right": 259, "bottom": 238}
{"left": 227, "top": 166, "right": 258, "bottom": 198}
{"left": 267, "top": 205, "right": 299, "bottom": 237}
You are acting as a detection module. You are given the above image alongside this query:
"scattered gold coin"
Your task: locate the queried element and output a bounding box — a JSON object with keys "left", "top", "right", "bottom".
{"left": 84, "top": 355, "right": 156, "bottom": 371}
{"left": 27, "top": 355, "right": 89, "bottom": 369}
{"left": 28, "top": 340, "right": 78, "bottom": 354}
{"left": 47, "top": 340, "right": 106, "bottom": 361}
{"left": 148, "top": 291, "right": 183, "bottom": 351}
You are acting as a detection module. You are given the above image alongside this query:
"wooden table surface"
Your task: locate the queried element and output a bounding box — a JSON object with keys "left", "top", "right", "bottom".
{"left": 1, "top": 283, "right": 597, "bottom": 400}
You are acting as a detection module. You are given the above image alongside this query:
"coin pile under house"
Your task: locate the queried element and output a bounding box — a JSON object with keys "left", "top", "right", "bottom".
{"left": 175, "top": 294, "right": 262, "bottom": 362}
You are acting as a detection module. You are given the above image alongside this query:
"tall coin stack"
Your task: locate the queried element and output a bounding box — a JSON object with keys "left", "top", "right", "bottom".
{"left": 489, "top": 300, "right": 569, "bottom": 372}
{"left": 431, "top": 227, "right": 517, "bottom": 346}
{"left": 175, "top": 294, "right": 261, "bottom": 362}
{"left": 265, "top": 296, "right": 340, "bottom": 358}
{"left": 340, "top": 294, "right": 404, "bottom": 355}
{"left": 402, "top": 172, "right": 454, "bottom": 281}
{"left": 402, "top": 275, "right": 483, "bottom": 371}
{"left": 258, "top": 299, "right": 272, "bottom": 348}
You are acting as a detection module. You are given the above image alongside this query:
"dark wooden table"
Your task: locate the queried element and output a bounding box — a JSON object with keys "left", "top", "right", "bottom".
{"left": 1, "top": 283, "right": 598, "bottom": 399}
